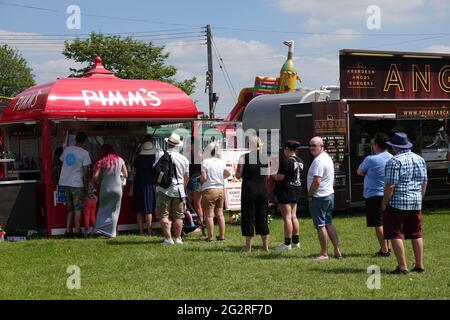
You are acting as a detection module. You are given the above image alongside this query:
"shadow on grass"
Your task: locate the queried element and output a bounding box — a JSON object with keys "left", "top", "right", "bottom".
{"left": 307, "top": 267, "right": 367, "bottom": 274}
{"left": 183, "top": 245, "right": 243, "bottom": 253}
{"left": 302, "top": 252, "right": 373, "bottom": 259}
{"left": 106, "top": 239, "right": 158, "bottom": 245}
{"left": 182, "top": 245, "right": 302, "bottom": 260}
{"left": 251, "top": 252, "right": 302, "bottom": 260}
{"left": 181, "top": 237, "right": 211, "bottom": 243}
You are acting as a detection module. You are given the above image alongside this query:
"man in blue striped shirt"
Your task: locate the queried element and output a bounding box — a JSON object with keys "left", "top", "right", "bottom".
{"left": 382, "top": 132, "right": 428, "bottom": 275}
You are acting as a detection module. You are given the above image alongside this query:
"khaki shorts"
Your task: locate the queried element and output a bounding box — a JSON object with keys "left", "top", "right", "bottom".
{"left": 155, "top": 191, "right": 185, "bottom": 220}
{"left": 202, "top": 188, "right": 224, "bottom": 217}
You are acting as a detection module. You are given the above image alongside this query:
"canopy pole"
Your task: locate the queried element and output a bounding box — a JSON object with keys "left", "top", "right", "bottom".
{"left": 41, "top": 118, "right": 53, "bottom": 236}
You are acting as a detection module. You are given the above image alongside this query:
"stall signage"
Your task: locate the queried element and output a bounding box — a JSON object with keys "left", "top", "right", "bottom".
{"left": 314, "top": 115, "right": 346, "bottom": 133}
{"left": 397, "top": 106, "right": 449, "bottom": 119}
{"left": 54, "top": 185, "right": 67, "bottom": 205}
{"left": 340, "top": 51, "right": 450, "bottom": 99}
{"left": 12, "top": 89, "right": 43, "bottom": 112}
{"left": 221, "top": 149, "right": 249, "bottom": 211}
{"left": 224, "top": 182, "right": 242, "bottom": 211}
{"left": 81, "top": 89, "right": 162, "bottom": 107}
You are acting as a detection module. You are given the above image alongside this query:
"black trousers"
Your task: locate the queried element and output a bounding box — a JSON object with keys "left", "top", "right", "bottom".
{"left": 240, "top": 183, "right": 269, "bottom": 237}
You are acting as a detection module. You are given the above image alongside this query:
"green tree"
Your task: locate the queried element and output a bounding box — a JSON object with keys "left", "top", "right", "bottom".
{"left": 0, "top": 44, "right": 35, "bottom": 98}
{"left": 63, "top": 32, "right": 196, "bottom": 95}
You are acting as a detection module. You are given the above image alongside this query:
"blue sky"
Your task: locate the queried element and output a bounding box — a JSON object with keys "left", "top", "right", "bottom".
{"left": 1, "top": 0, "right": 449, "bottom": 117}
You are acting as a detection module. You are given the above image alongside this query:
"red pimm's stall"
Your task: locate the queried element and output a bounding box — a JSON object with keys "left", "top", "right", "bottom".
{"left": 0, "top": 57, "right": 202, "bottom": 235}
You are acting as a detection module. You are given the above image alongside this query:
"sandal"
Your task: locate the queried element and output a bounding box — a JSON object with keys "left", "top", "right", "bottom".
{"left": 216, "top": 236, "right": 225, "bottom": 241}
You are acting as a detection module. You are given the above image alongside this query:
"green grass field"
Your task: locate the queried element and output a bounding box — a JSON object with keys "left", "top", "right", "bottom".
{"left": 1, "top": 209, "right": 449, "bottom": 300}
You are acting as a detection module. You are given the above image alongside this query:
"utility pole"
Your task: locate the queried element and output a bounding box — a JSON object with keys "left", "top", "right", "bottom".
{"left": 206, "top": 24, "right": 214, "bottom": 118}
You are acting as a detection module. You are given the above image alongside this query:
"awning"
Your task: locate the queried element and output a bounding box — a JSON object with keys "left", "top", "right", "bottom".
{"left": 0, "top": 56, "right": 202, "bottom": 123}
{"left": 354, "top": 113, "right": 396, "bottom": 120}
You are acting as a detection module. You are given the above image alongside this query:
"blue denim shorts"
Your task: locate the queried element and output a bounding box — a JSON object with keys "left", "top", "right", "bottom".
{"left": 309, "top": 194, "right": 334, "bottom": 227}
{"left": 186, "top": 175, "right": 201, "bottom": 193}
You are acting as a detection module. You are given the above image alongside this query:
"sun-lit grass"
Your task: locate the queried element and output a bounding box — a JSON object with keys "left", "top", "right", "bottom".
{"left": 0, "top": 209, "right": 449, "bottom": 300}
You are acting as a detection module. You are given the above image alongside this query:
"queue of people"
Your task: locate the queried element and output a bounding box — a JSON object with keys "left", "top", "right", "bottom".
{"left": 57, "top": 130, "right": 428, "bottom": 274}
{"left": 358, "top": 132, "right": 427, "bottom": 274}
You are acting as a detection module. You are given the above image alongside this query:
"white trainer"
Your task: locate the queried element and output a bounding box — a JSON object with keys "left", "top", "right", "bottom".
{"left": 292, "top": 242, "right": 300, "bottom": 248}
{"left": 174, "top": 238, "right": 183, "bottom": 245}
{"left": 162, "top": 238, "right": 174, "bottom": 245}
{"left": 275, "top": 243, "right": 292, "bottom": 251}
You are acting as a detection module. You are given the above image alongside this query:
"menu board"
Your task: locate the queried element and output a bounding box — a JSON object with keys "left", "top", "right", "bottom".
{"left": 322, "top": 135, "right": 347, "bottom": 187}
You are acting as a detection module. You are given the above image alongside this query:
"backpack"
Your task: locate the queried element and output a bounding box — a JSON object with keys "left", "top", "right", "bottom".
{"left": 152, "top": 151, "right": 175, "bottom": 188}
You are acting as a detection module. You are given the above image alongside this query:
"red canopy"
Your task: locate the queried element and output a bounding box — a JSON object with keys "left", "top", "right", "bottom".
{"left": 1, "top": 56, "right": 202, "bottom": 123}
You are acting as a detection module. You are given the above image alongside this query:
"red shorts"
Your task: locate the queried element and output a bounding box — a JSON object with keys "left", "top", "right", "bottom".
{"left": 383, "top": 205, "right": 422, "bottom": 239}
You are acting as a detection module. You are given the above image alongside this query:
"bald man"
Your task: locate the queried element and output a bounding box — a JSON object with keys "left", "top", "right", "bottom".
{"left": 307, "top": 136, "right": 342, "bottom": 260}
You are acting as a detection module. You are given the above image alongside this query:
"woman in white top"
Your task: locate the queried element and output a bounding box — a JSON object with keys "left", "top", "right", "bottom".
{"left": 200, "top": 142, "right": 231, "bottom": 242}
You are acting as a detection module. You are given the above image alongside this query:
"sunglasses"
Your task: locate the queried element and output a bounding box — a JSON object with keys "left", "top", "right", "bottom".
{"left": 309, "top": 144, "right": 321, "bottom": 147}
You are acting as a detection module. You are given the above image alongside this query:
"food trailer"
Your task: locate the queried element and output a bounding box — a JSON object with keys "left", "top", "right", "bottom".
{"left": 0, "top": 57, "right": 203, "bottom": 235}
{"left": 281, "top": 49, "right": 450, "bottom": 210}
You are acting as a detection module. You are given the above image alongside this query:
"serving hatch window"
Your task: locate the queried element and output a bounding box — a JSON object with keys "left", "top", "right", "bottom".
{"left": 0, "top": 122, "right": 41, "bottom": 180}
{"left": 351, "top": 115, "right": 449, "bottom": 161}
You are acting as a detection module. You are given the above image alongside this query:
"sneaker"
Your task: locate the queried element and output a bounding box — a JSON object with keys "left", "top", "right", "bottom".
{"left": 64, "top": 231, "right": 74, "bottom": 238}
{"left": 275, "top": 243, "right": 292, "bottom": 251}
{"left": 174, "top": 238, "right": 183, "bottom": 245}
{"left": 411, "top": 266, "right": 425, "bottom": 273}
{"left": 375, "top": 249, "right": 391, "bottom": 257}
{"left": 161, "top": 238, "right": 174, "bottom": 245}
{"left": 73, "top": 232, "right": 83, "bottom": 239}
{"left": 389, "top": 266, "right": 409, "bottom": 275}
{"left": 292, "top": 242, "right": 300, "bottom": 248}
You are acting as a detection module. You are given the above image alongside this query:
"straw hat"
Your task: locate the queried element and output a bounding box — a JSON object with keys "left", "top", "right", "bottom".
{"left": 139, "top": 141, "right": 157, "bottom": 155}
{"left": 165, "top": 133, "right": 183, "bottom": 147}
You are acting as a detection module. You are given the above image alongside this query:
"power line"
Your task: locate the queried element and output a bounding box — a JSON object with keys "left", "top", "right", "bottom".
{"left": 1, "top": 2, "right": 447, "bottom": 38}
{"left": 213, "top": 25, "right": 450, "bottom": 37}
{"left": 211, "top": 38, "right": 237, "bottom": 102}
{"left": 0, "top": 31, "right": 205, "bottom": 41}
{"left": 211, "top": 41, "right": 237, "bottom": 104}
{"left": 2, "top": 37, "right": 206, "bottom": 45}
{"left": 0, "top": 28, "right": 202, "bottom": 38}
{"left": 0, "top": 1, "right": 202, "bottom": 28}
{"left": 219, "top": 34, "right": 450, "bottom": 63}
{"left": 2, "top": 42, "right": 206, "bottom": 52}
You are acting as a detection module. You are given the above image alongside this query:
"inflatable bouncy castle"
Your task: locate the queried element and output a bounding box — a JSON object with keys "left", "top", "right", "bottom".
{"left": 226, "top": 40, "right": 301, "bottom": 122}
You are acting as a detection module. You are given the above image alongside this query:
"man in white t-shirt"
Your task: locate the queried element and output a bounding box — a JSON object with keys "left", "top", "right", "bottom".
{"left": 307, "top": 136, "right": 342, "bottom": 260}
{"left": 59, "top": 132, "right": 92, "bottom": 237}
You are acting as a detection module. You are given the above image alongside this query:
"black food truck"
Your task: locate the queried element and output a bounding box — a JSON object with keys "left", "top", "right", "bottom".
{"left": 281, "top": 49, "right": 450, "bottom": 210}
